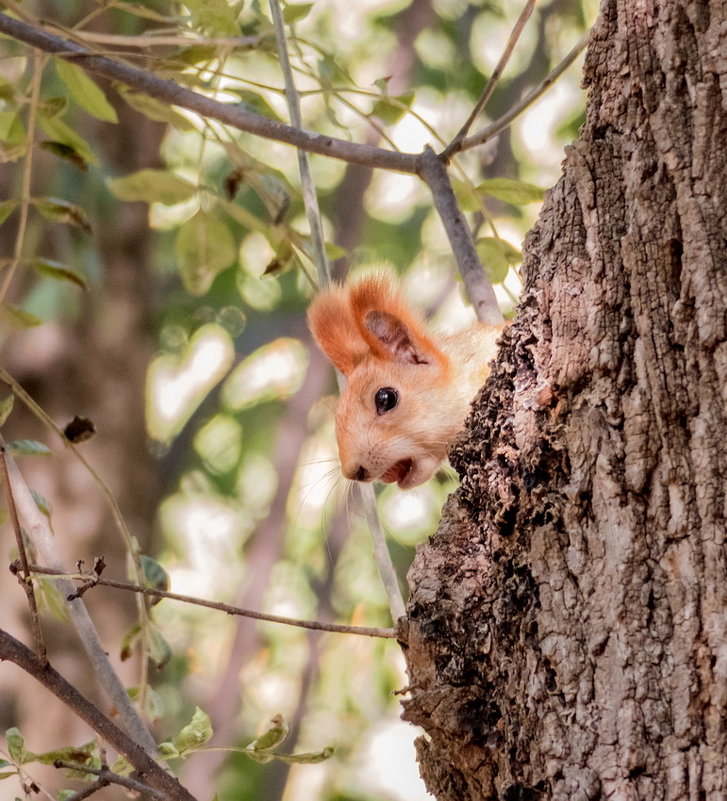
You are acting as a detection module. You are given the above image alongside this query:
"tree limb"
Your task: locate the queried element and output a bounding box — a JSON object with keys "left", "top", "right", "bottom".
{"left": 418, "top": 147, "right": 503, "bottom": 325}
{"left": 0, "top": 13, "right": 419, "bottom": 174}
{"left": 0, "top": 629, "right": 197, "bottom": 801}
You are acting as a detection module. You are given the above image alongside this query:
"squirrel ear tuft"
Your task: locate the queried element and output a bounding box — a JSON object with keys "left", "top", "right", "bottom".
{"left": 307, "top": 284, "right": 369, "bottom": 376}
{"left": 350, "top": 275, "right": 447, "bottom": 368}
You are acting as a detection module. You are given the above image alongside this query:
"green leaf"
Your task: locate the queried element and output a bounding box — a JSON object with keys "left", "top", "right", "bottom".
{"left": 36, "top": 578, "right": 68, "bottom": 622}
{"left": 0, "top": 394, "right": 13, "bottom": 426}
{"left": 0, "top": 111, "right": 25, "bottom": 146}
{"left": 148, "top": 624, "right": 173, "bottom": 670}
{"left": 274, "top": 745, "right": 335, "bottom": 764}
{"left": 34, "top": 740, "right": 98, "bottom": 767}
{"left": 371, "top": 92, "right": 414, "bottom": 125}
{"left": 5, "top": 728, "right": 26, "bottom": 764}
{"left": 37, "top": 113, "right": 98, "bottom": 166}
{"left": 39, "top": 141, "right": 89, "bottom": 170}
{"left": 30, "top": 258, "right": 87, "bottom": 290}
{"left": 174, "top": 707, "right": 213, "bottom": 756}
{"left": 139, "top": 554, "right": 169, "bottom": 595}
{"left": 476, "top": 177, "right": 545, "bottom": 205}
{"left": 476, "top": 237, "right": 520, "bottom": 284}
{"left": 182, "top": 0, "right": 239, "bottom": 36}
{"left": 158, "top": 741, "right": 180, "bottom": 759}
{"left": 248, "top": 715, "right": 289, "bottom": 753}
{"left": 0, "top": 200, "right": 18, "bottom": 226}
{"left": 107, "top": 170, "right": 197, "bottom": 206}
{"left": 30, "top": 488, "right": 52, "bottom": 517}
{"left": 0, "top": 304, "right": 44, "bottom": 329}
{"left": 283, "top": 3, "right": 313, "bottom": 24}
{"left": 175, "top": 211, "right": 237, "bottom": 296}
{"left": 6, "top": 439, "right": 52, "bottom": 456}
{"left": 55, "top": 59, "right": 118, "bottom": 123}
{"left": 110, "top": 755, "right": 134, "bottom": 776}
{"left": 0, "top": 771, "right": 17, "bottom": 780}
{"left": 120, "top": 622, "right": 141, "bottom": 661}
{"left": 39, "top": 96, "right": 69, "bottom": 118}
{"left": 117, "top": 87, "right": 194, "bottom": 131}
{"left": 32, "top": 197, "right": 92, "bottom": 233}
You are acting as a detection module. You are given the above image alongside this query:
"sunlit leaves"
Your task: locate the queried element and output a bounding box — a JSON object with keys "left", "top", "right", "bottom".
{"left": 55, "top": 59, "right": 118, "bottom": 123}
{"left": 244, "top": 715, "right": 334, "bottom": 764}
{"left": 183, "top": 0, "right": 239, "bottom": 36}
{"left": 371, "top": 93, "right": 414, "bottom": 125}
{"left": 107, "top": 169, "right": 197, "bottom": 206}
{"left": 146, "top": 323, "right": 235, "bottom": 442}
{"left": 476, "top": 177, "right": 545, "bottom": 205}
{"left": 175, "top": 211, "right": 237, "bottom": 296}
{"left": 221, "top": 338, "right": 308, "bottom": 411}
{"left": 116, "top": 86, "right": 195, "bottom": 131}
{"left": 5, "top": 728, "right": 27, "bottom": 764}
{"left": 283, "top": 3, "right": 313, "bottom": 24}
{"left": 476, "top": 237, "right": 521, "bottom": 283}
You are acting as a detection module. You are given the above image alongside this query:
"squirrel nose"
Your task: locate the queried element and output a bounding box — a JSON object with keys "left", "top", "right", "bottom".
{"left": 343, "top": 465, "right": 370, "bottom": 482}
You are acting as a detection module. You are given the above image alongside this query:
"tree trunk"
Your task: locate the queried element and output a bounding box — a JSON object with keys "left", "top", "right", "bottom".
{"left": 401, "top": 1, "right": 727, "bottom": 799}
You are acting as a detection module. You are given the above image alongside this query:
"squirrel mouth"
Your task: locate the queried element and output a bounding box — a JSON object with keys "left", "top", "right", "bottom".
{"left": 381, "top": 458, "right": 413, "bottom": 485}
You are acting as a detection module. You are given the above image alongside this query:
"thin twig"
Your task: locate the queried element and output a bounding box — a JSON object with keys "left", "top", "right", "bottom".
{"left": 417, "top": 147, "right": 503, "bottom": 325}
{"left": 459, "top": 30, "right": 590, "bottom": 153}
{"left": 25, "top": 564, "right": 400, "bottom": 640}
{"left": 0, "top": 13, "right": 420, "bottom": 174}
{"left": 54, "top": 761, "right": 167, "bottom": 801}
{"left": 359, "top": 485, "right": 407, "bottom": 621}
{"left": 0, "top": 50, "right": 43, "bottom": 303}
{"left": 443, "top": 0, "right": 537, "bottom": 161}
{"left": 0, "top": 440, "right": 47, "bottom": 665}
{"left": 267, "top": 0, "right": 330, "bottom": 288}
{"left": 0, "top": 629, "right": 196, "bottom": 801}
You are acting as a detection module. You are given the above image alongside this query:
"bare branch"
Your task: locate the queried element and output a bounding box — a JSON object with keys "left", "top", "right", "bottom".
{"left": 417, "top": 147, "right": 503, "bottom": 325}
{"left": 443, "top": 0, "right": 537, "bottom": 160}
{"left": 0, "top": 440, "right": 46, "bottom": 664}
{"left": 0, "top": 629, "right": 197, "bottom": 801}
{"left": 0, "top": 13, "right": 419, "bottom": 174}
{"left": 54, "top": 761, "right": 167, "bottom": 801}
{"left": 26, "top": 564, "right": 400, "bottom": 640}
{"left": 460, "top": 31, "right": 590, "bottom": 153}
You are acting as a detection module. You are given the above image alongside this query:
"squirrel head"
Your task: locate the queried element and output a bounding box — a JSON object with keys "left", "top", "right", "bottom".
{"left": 308, "top": 274, "right": 464, "bottom": 489}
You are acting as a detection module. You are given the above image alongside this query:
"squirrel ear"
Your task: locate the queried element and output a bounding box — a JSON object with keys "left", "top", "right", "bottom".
{"left": 307, "top": 284, "right": 369, "bottom": 376}
{"left": 350, "top": 275, "right": 447, "bottom": 367}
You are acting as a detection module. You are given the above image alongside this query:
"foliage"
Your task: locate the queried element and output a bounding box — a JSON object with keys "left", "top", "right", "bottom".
{"left": 0, "top": 0, "right": 593, "bottom": 799}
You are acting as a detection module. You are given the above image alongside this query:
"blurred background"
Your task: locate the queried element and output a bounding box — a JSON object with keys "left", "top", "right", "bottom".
{"left": 0, "top": 0, "right": 593, "bottom": 798}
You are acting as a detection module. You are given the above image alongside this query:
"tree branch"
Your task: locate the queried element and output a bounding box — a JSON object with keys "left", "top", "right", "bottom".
{"left": 0, "top": 13, "right": 419, "bottom": 174}
{"left": 443, "top": 0, "right": 537, "bottom": 160}
{"left": 0, "top": 629, "right": 197, "bottom": 801}
{"left": 459, "top": 31, "right": 590, "bottom": 154}
{"left": 25, "top": 563, "right": 399, "bottom": 640}
{"left": 417, "top": 147, "right": 503, "bottom": 325}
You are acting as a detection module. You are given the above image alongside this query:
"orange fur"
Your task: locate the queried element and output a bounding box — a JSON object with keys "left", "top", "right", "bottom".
{"left": 307, "top": 273, "right": 503, "bottom": 489}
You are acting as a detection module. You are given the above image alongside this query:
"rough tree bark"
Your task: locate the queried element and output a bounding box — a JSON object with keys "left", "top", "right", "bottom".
{"left": 402, "top": 1, "right": 727, "bottom": 799}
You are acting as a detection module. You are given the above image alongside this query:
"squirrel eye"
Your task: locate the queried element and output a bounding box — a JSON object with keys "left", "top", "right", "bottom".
{"left": 375, "top": 387, "right": 399, "bottom": 415}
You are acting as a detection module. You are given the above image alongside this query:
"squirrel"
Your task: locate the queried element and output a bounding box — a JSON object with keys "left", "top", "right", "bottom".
{"left": 307, "top": 273, "right": 503, "bottom": 489}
